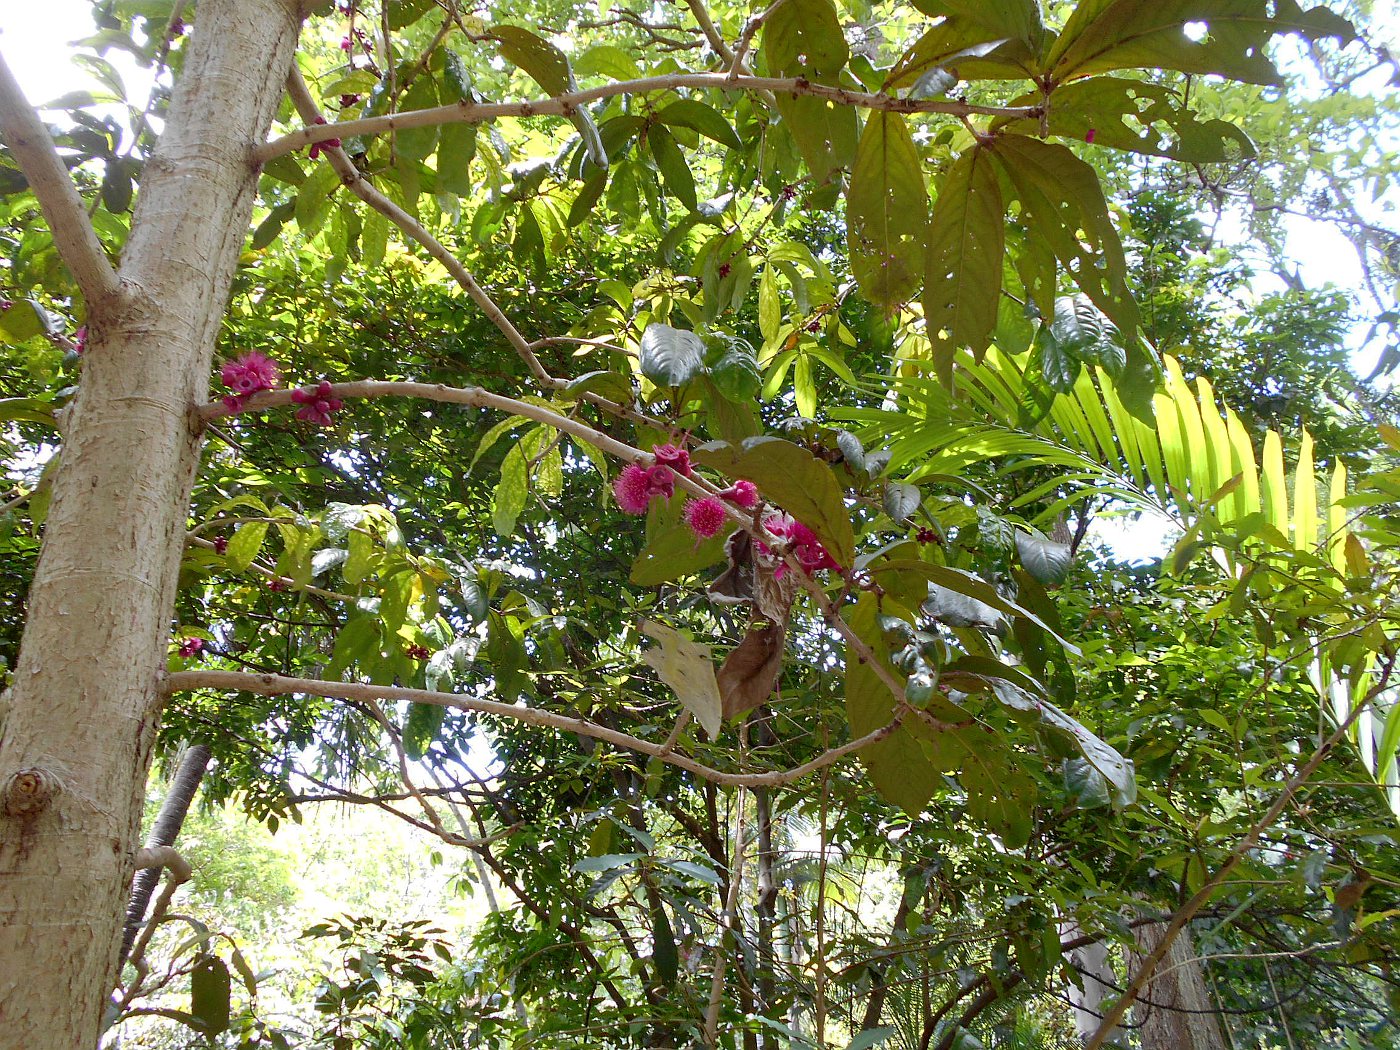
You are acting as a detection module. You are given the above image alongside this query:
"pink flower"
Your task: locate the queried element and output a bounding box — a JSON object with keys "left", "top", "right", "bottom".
{"left": 340, "top": 36, "right": 353, "bottom": 51}
{"left": 267, "top": 578, "right": 289, "bottom": 592}
{"left": 717, "top": 480, "right": 759, "bottom": 509}
{"left": 613, "top": 464, "right": 654, "bottom": 515}
{"left": 291, "top": 380, "right": 343, "bottom": 425}
{"left": 177, "top": 638, "right": 203, "bottom": 658}
{"left": 213, "top": 535, "right": 229, "bottom": 554}
{"left": 309, "top": 117, "right": 342, "bottom": 160}
{"left": 1085, "top": 128, "right": 1097, "bottom": 144}
{"left": 760, "top": 512, "right": 840, "bottom": 577}
{"left": 684, "top": 497, "right": 728, "bottom": 540}
{"left": 645, "top": 464, "right": 675, "bottom": 500}
{"left": 651, "top": 443, "right": 692, "bottom": 477}
{"left": 73, "top": 326, "right": 87, "bottom": 353}
{"left": 221, "top": 350, "right": 281, "bottom": 396}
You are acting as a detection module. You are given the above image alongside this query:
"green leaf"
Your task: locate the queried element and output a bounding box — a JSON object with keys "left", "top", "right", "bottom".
{"left": 225, "top": 522, "right": 269, "bottom": 573}
{"left": 486, "top": 611, "right": 529, "bottom": 703}
{"left": 693, "top": 437, "right": 855, "bottom": 567}
{"left": 404, "top": 702, "right": 446, "bottom": 760}
{"left": 923, "top": 145, "right": 1005, "bottom": 384}
{"left": 706, "top": 336, "right": 762, "bottom": 403}
{"left": 0, "top": 397, "right": 57, "bottom": 428}
{"left": 651, "top": 903, "right": 680, "bottom": 986}
{"left": 640, "top": 620, "right": 723, "bottom": 740}
{"left": 396, "top": 77, "right": 440, "bottom": 161}
{"left": 190, "top": 954, "right": 231, "bottom": 1036}
{"left": 847, "top": 113, "right": 928, "bottom": 312}
{"left": 656, "top": 99, "right": 742, "bottom": 150}
{"left": 773, "top": 93, "right": 858, "bottom": 187}
{"left": 1050, "top": 295, "right": 1126, "bottom": 376}
{"left": 295, "top": 161, "right": 340, "bottom": 238}
{"left": 1048, "top": 0, "right": 1354, "bottom": 86}
{"left": 763, "top": 0, "right": 849, "bottom": 76}
{"left": 492, "top": 25, "right": 606, "bottom": 167}
{"left": 630, "top": 493, "right": 732, "bottom": 586}
{"left": 999, "top": 78, "right": 1254, "bottom": 162}
{"left": 991, "top": 135, "right": 1143, "bottom": 385}
{"left": 1014, "top": 529, "right": 1072, "bottom": 584}
{"left": 648, "top": 125, "right": 697, "bottom": 212}
{"left": 847, "top": 1028, "right": 897, "bottom": 1050}
{"left": 0, "top": 299, "right": 51, "bottom": 343}
{"left": 640, "top": 323, "right": 706, "bottom": 387}
{"left": 1034, "top": 325, "right": 1081, "bottom": 393}
{"left": 845, "top": 594, "right": 941, "bottom": 816}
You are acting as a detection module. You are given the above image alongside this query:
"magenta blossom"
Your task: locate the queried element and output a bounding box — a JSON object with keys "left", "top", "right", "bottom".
{"left": 222, "top": 350, "right": 280, "bottom": 395}
{"left": 645, "top": 464, "right": 675, "bottom": 500}
{"left": 291, "top": 380, "right": 343, "bottom": 425}
{"left": 651, "top": 443, "right": 692, "bottom": 477}
{"left": 613, "top": 464, "right": 654, "bottom": 515}
{"left": 72, "top": 325, "right": 88, "bottom": 354}
{"left": 309, "top": 117, "right": 342, "bottom": 160}
{"left": 1085, "top": 128, "right": 1097, "bottom": 144}
{"left": 760, "top": 512, "right": 840, "bottom": 577}
{"left": 220, "top": 350, "right": 281, "bottom": 413}
{"left": 717, "top": 479, "right": 759, "bottom": 509}
{"left": 177, "top": 638, "right": 204, "bottom": 658}
{"left": 213, "top": 535, "right": 229, "bottom": 555}
{"left": 684, "top": 497, "right": 728, "bottom": 540}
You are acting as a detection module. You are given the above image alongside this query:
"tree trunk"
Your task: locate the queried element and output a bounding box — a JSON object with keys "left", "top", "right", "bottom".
{"left": 1060, "top": 917, "right": 1117, "bottom": 1044}
{"left": 1130, "top": 919, "right": 1229, "bottom": 1050}
{"left": 0, "top": 4, "right": 301, "bottom": 1045}
{"left": 119, "top": 744, "right": 212, "bottom": 966}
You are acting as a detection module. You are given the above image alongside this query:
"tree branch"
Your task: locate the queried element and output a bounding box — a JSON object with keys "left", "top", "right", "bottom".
{"left": 258, "top": 73, "right": 1042, "bottom": 163}
{"left": 162, "top": 669, "right": 903, "bottom": 789}
{"left": 0, "top": 51, "right": 122, "bottom": 305}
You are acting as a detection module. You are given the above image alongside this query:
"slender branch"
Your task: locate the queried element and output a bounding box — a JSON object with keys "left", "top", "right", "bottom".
{"left": 683, "top": 0, "right": 738, "bottom": 65}
{"left": 0, "top": 51, "right": 122, "bottom": 305}
{"left": 283, "top": 70, "right": 552, "bottom": 384}
{"left": 162, "top": 669, "right": 904, "bottom": 789}
{"left": 258, "top": 73, "right": 1042, "bottom": 162}
{"left": 1083, "top": 657, "right": 1397, "bottom": 1049}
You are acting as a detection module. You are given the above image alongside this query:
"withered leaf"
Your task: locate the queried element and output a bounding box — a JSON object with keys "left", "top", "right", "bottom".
{"left": 718, "top": 620, "right": 786, "bottom": 720}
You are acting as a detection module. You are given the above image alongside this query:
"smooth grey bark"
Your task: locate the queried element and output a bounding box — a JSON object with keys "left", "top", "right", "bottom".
{"left": 0, "top": 3, "right": 303, "bottom": 1045}
{"left": 119, "top": 744, "right": 212, "bottom": 965}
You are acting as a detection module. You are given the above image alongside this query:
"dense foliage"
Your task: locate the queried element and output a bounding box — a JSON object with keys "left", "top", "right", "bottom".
{"left": 3, "top": 0, "right": 1400, "bottom": 1047}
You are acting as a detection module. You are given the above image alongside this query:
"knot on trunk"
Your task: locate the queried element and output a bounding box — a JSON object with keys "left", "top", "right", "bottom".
{"left": 1, "top": 766, "right": 64, "bottom": 817}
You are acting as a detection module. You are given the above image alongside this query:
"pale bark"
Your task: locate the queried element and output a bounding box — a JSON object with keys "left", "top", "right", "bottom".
{"left": 0, "top": 3, "right": 303, "bottom": 1045}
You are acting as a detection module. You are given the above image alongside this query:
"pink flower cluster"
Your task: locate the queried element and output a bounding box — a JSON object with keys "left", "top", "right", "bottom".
{"left": 760, "top": 512, "right": 840, "bottom": 577}
{"left": 221, "top": 350, "right": 281, "bottom": 413}
{"left": 177, "top": 638, "right": 203, "bottom": 658}
{"left": 612, "top": 444, "right": 693, "bottom": 515}
{"left": 291, "top": 380, "right": 344, "bottom": 426}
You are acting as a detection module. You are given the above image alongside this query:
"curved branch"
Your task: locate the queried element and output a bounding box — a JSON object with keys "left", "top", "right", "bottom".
{"left": 162, "top": 669, "right": 904, "bottom": 789}
{"left": 259, "top": 73, "right": 1042, "bottom": 163}
{"left": 0, "top": 52, "right": 122, "bottom": 305}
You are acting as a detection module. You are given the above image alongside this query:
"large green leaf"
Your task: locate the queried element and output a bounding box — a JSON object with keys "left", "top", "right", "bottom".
{"left": 1047, "top": 0, "right": 1354, "bottom": 85}
{"left": 491, "top": 25, "right": 605, "bottom": 166}
{"left": 901, "top": 0, "right": 1046, "bottom": 80}
{"left": 630, "top": 493, "right": 733, "bottom": 585}
{"left": 848, "top": 113, "right": 928, "bottom": 312}
{"left": 656, "top": 100, "right": 742, "bottom": 150}
{"left": 773, "top": 92, "right": 858, "bottom": 187}
{"left": 190, "top": 955, "right": 231, "bottom": 1037}
{"left": 845, "top": 594, "right": 941, "bottom": 816}
{"left": 923, "top": 145, "right": 1005, "bottom": 384}
{"left": 640, "top": 619, "right": 723, "bottom": 739}
{"left": 762, "top": 0, "right": 849, "bottom": 76}
{"left": 998, "top": 78, "right": 1255, "bottom": 162}
{"left": 693, "top": 437, "right": 855, "bottom": 567}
